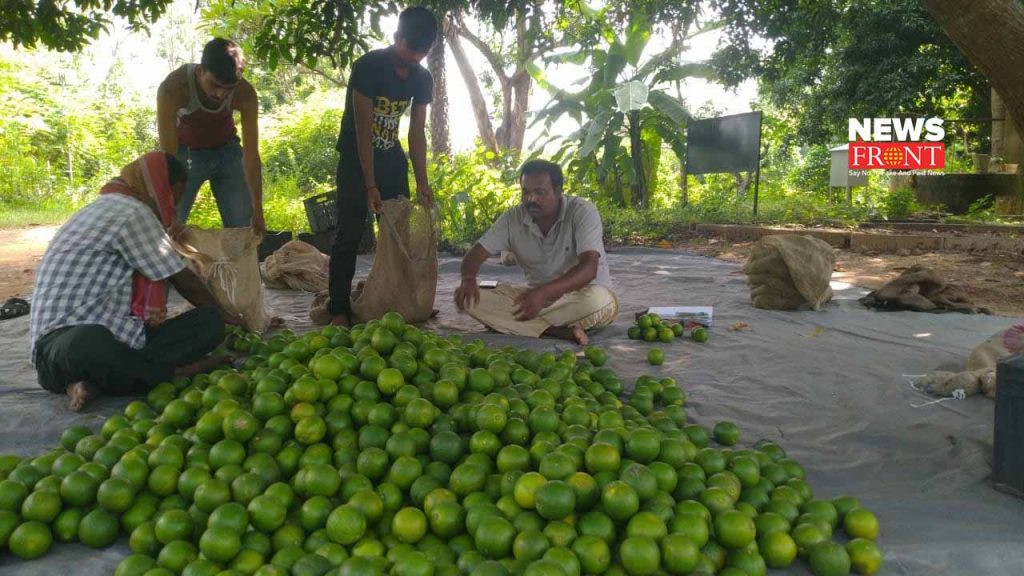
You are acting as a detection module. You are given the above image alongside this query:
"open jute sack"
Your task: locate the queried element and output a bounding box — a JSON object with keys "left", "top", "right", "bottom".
{"left": 351, "top": 198, "right": 438, "bottom": 324}
{"left": 263, "top": 240, "right": 329, "bottom": 293}
{"left": 179, "top": 227, "right": 272, "bottom": 332}
{"left": 742, "top": 234, "right": 835, "bottom": 310}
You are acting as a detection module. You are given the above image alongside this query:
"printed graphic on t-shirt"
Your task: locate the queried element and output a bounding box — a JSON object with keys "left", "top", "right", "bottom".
{"left": 373, "top": 96, "right": 411, "bottom": 151}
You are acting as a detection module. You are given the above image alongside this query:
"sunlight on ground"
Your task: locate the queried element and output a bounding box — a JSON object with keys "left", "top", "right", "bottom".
{"left": 18, "top": 227, "right": 57, "bottom": 244}
{"left": 914, "top": 333, "right": 933, "bottom": 338}
{"left": 830, "top": 280, "right": 853, "bottom": 291}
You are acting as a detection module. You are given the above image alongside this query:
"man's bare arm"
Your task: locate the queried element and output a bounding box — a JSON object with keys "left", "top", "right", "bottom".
{"left": 236, "top": 82, "right": 264, "bottom": 232}
{"left": 513, "top": 251, "right": 600, "bottom": 321}
{"left": 156, "top": 75, "right": 182, "bottom": 155}
{"left": 168, "top": 268, "right": 241, "bottom": 324}
{"left": 537, "top": 251, "right": 599, "bottom": 301}
{"left": 454, "top": 244, "right": 492, "bottom": 311}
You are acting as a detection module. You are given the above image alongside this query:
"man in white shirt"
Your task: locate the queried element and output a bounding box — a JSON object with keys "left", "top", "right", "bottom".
{"left": 454, "top": 159, "right": 618, "bottom": 345}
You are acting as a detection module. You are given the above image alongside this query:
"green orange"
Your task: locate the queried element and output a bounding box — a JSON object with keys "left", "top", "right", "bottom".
{"left": 8, "top": 521, "right": 52, "bottom": 559}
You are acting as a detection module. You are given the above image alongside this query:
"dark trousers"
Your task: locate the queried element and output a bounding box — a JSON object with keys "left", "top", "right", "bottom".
{"left": 34, "top": 307, "right": 224, "bottom": 396}
{"left": 327, "top": 159, "right": 409, "bottom": 316}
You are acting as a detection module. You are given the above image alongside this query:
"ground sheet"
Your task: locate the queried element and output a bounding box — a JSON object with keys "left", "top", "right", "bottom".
{"left": 1, "top": 247, "right": 1022, "bottom": 574}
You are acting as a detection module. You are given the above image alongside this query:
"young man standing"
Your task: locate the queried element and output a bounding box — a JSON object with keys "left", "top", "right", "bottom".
{"left": 157, "top": 38, "right": 265, "bottom": 232}
{"left": 327, "top": 6, "right": 437, "bottom": 326}
{"left": 454, "top": 159, "right": 619, "bottom": 345}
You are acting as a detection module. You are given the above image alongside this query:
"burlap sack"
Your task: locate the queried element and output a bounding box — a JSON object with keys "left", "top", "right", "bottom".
{"left": 920, "top": 325, "right": 1024, "bottom": 398}
{"left": 858, "top": 264, "right": 991, "bottom": 314}
{"left": 179, "top": 227, "right": 271, "bottom": 332}
{"left": 263, "top": 240, "right": 328, "bottom": 293}
{"left": 351, "top": 198, "right": 438, "bottom": 323}
{"left": 742, "top": 235, "right": 835, "bottom": 310}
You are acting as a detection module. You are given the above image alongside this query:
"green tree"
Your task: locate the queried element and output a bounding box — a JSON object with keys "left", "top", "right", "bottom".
{"left": 201, "top": 0, "right": 346, "bottom": 112}
{"left": 0, "top": 0, "right": 175, "bottom": 51}
{"left": 710, "top": 0, "right": 990, "bottom": 146}
{"left": 531, "top": 2, "right": 707, "bottom": 208}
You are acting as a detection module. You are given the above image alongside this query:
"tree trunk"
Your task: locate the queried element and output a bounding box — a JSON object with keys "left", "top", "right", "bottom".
{"left": 446, "top": 23, "right": 499, "bottom": 154}
{"left": 922, "top": 0, "right": 1024, "bottom": 139}
{"left": 456, "top": 10, "right": 538, "bottom": 153}
{"left": 508, "top": 71, "right": 531, "bottom": 151}
{"left": 495, "top": 73, "right": 530, "bottom": 152}
{"left": 428, "top": 25, "right": 450, "bottom": 157}
{"left": 679, "top": 160, "right": 688, "bottom": 207}
{"left": 733, "top": 172, "right": 755, "bottom": 201}
{"left": 628, "top": 111, "right": 648, "bottom": 208}
{"left": 493, "top": 11, "right": 532, "bottom": 151}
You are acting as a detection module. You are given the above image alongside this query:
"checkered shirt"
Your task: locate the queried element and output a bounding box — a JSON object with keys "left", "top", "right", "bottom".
{"left": 30, "top": 194, "right": 185, "bottom": 359}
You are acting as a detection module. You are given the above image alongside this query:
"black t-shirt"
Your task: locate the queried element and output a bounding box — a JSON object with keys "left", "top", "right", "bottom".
{"left": 336, "top": 48, "right": 433, "bottom": 194}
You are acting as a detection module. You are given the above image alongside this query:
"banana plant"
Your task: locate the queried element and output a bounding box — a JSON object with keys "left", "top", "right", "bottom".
{"left": 530, "top": 2, "right": 716, "bottom": 208}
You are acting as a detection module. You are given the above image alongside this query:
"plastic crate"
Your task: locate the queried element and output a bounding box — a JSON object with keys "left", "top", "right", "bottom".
{"left": 298, "top": 215, "right": 376, "bottom": 255}
{"left": 304, "top": 192, "right": 338, "bottom": 233}
{"left": 257, "top": 231, "right": 292, "bottom": 262}
{"left": 297, "top": 230, "right": 336, "bottom": 254}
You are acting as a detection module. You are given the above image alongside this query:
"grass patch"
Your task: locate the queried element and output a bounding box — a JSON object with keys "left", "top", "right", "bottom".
{"left": 0, "top": 204, "right": 74, "bottom": 229}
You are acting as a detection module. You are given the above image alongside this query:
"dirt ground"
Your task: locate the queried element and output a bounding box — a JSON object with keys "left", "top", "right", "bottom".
{"left": 2, "top": 224, "right": 1022, "bottom": 317}
{"left": 664, "top": 234, "right": 1024, "bottom": 317}
{"left": 0, "top": 226, "right": 56, "bottom": 302}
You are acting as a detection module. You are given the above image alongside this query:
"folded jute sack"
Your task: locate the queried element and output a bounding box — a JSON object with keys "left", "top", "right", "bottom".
{"left": 263, "top": 240, "right": 328, "bottom": 293}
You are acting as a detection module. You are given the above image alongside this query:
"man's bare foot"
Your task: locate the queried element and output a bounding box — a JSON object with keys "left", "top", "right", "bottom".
{"left": 330, "top": 313, "right": 352, "bottom": 328}
{"left": 66, "top": 381, "right": 98, "bottom": 412}
{"left": 175, "top": 355, "right": 233, "bottom": 378}
{"left": 542, "top": 324, "right": 588, "bottom": 346}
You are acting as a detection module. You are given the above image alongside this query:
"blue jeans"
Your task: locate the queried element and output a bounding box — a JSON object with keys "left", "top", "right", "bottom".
{"left": 176, "top": 139, "right": 253, "bottom": 227}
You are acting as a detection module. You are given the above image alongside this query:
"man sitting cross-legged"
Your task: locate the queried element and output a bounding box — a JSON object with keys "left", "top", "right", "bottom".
{"left": 30, "top": 152, "right": 239, "bottom": 411}
{"left": 454, "top": 159, "right": 618, "bottom": 345}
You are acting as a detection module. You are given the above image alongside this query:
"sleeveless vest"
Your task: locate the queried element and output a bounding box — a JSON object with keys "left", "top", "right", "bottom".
{"left": 176, "top": 63, "right": 237, "bottom": 149}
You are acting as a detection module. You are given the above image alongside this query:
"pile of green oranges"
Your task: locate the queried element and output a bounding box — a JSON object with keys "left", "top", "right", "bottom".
{"left": 627, "top": 314, "right": 687, "bottom": 345}
{"left": 626, "top": 314, "right": 709, "bottom": 367}
{"left": 0, "top": 311, "right": 882, "bottom": 576}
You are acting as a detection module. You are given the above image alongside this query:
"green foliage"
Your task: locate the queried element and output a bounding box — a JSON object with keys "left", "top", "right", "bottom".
{"left": 964, "top": 194, "right": 996, "bottom": 221}
{"left": 532, "top": 2, "right": 702, "bottom": 208}
{"left": 0, "top": 51, "right": 156, "bottom": 217}
{"left": 711, "top": 0, "right": 989, "bottom": 147}
{"left": 0, "top": 0, "right": 174, "bottom": 52}
{"left": 783, "top": 145, "right": 831, "bottom": 200}
{"left": 882, "top": 188, "right": 919, "bottom": 220}
{"left": 429, "top": 147, "right": 520, "bottom": 246}
{"left": 201, "top": 0, "right": 345, "bottom": 112}
{"left": 261, "top": 102, "right": 342, "bottom": 191}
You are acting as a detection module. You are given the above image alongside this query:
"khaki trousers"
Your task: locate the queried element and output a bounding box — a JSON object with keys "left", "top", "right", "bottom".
{"left": 467, "top": 284, "right": 619, "bottom": 338}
